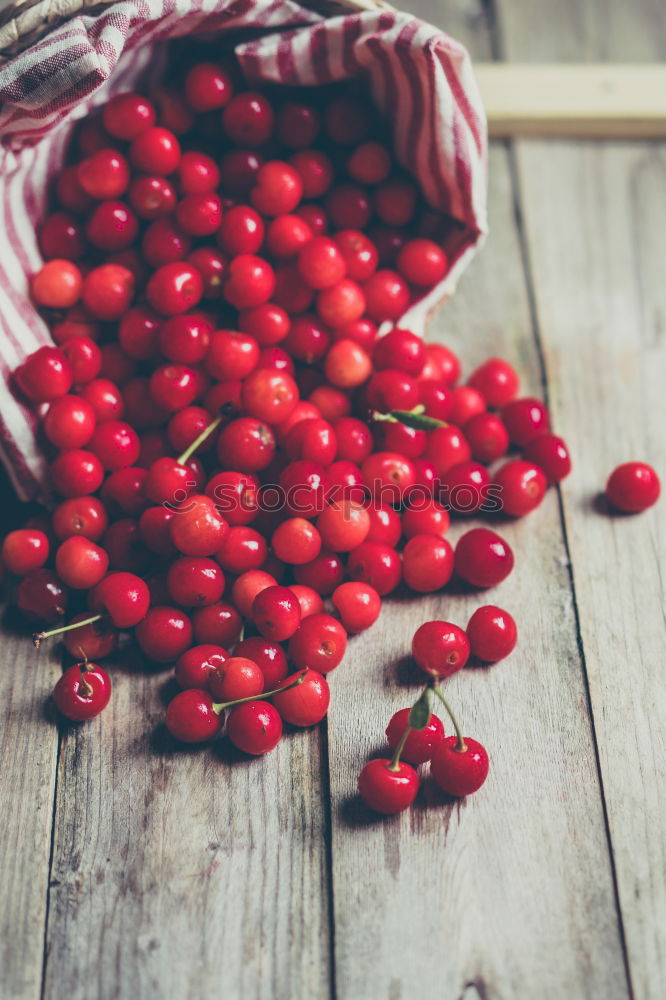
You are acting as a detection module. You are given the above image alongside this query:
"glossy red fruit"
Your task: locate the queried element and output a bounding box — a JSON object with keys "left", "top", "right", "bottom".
{"left": 103, "top": 92, "right": 156, "bottom": 140}
{"left": 63, "top": 613, "right": 117, "bottom": 660}
{"left": 494, "top": 459, "right": 547, "bottom": 517}
{"left": 252, "top": 585, "right": 301, "bottom": 641}
{"left": 316, "top": 500, "right": 370, "bottom": 552}
{"left": 402, "top": 534, "right": 454, "bottom": 593}
{"left": 464, "top": 412, "right": 510, "bottom": 464}
{"left": 401, "top": 499, "right": 449, "bottom": 539}
{"left": 165, "top": 689, "right": 222, "bottom": 743}
{"left": 363, "top": 269, "right": 409, "bottom": 322}
{"left": 208, "top": 656, "right": 264, "bottom": 702}
{"left": 82, "top": 264, "right": 135, "bottom": 320}
{"left": 15, "top": 346, "right": 73, "bottom": 402}
{"left": 272, "top": 669, "right": 330, "bottom": 726}
{"left": 90, "top": 420, "right": 140, "bottom": 471}
{"left": 324, "top": 339, "right": 372, "bottom": 388}
{"left": 52, "top": 496, "right": 108, "bottom": 542}
{"left": 77, "top": 149, "right": 130, "bottom": 199}
{"left": 192, "top": 601, "right": 242, "bottom": 647}
{"left": 174, "top": 644, "right": 228, "bottom": 689}
{"left": 331, "top": 581, "right": 381, "bottom": 633}
{"left": 2, "top": 529, "right": 50, "bottom": 575}
{"left": 605, "top": 461, "right": 660, "bottom": 513}
{"left": 431, "top": 736, "right": 489, "bottom": 796}
{"left": 170, "top": 494, "right": 228, "bottom": 557}
{"left": 468, "top": 358, "right": 519, "bottom": 408}
{"left": 234, "top": 636, "right": 289, "bottom": 690}
{"left": 386, "top": 709, "right": 445, "bottom": 764}
{"left": 347, "top": 541, "right": 401, "bottom": 596}
{"left": 89, "top": 571, "right": 150, "bottom": 626}
{"left": 523, "top": 433, "right": 572, "bottom": 485}
{"left": 466, "top": 605, "right": 517, "bottom": 663}
{"left": 223, "top": 92, "right": 274, "bottom": 146}
{"left": 424, "top": 426, "right": 471, "bottom": 476}
{"left": 396, "top": 239, "right": 447, "bottom": 287}
{"left": 52, "top": 662, "right": 111, "bottom": 721}
{"left": 50, "top": 450, "right": 104, "bottom": 498}
{"left": 146, "top": 262, "right": 203, "bottom": 316}
{"left": 271, "top": 518, "right": 321, "bottom": 565}
{"left": 412, "top": 620, "right": 470, "bottom": 678}
{"left": 501, "top": 397, "right": 550, "bottom": 447}
{"left": 167, "top": 556, "right": 224, "bottom": 606}
{"left": 288, "top": 613, "right": 347, "bottom": 673}
{"left": 226, "top": 700, "right": 282, "bottom": 755}
{"left": 55, "top": 536, "right": 108, "bottom": 589}
{"left": 357, "top": 759, "right": 419, "bottom": 814}
{"left": 373, "top": 328, "right": 426, "bottom": 377}
{"left": 17, "top": 569, "right": 68, "bottom": 623}
{"left": 130, "top": 126, "right": 181, "bottom": 174}
{"left": 135, "top": 605, "right": 193, "bottom": 663}
{"left": 454, "top": 528, "right": 514, "bottom": 588}
{"left": 440, "top": 461, "right": 492, "bottom": 515}
{"left": 184, "top": 62, "right": 233, "bottom": 112}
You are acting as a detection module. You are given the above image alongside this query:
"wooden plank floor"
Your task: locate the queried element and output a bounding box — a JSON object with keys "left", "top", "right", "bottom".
{"left": 1, "top": 0, "right": 665, "bottom": 997}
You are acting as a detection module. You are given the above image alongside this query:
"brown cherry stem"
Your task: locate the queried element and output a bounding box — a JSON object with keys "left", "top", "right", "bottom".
{"left": 211, "top": 668, "right": 307, "bottom": 715}
{"left": 433, "top": 686, "right": 466, "bottom": 752}
{"left": 33, "top": 613, "right": 103, "bottom": 649}
{"left": 177, "top": 414, "right": 223, "bottom": 465}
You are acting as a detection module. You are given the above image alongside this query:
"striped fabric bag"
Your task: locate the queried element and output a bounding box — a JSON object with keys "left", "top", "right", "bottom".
{"left": 0, "top": 0, "right": 487, "bottom": 499}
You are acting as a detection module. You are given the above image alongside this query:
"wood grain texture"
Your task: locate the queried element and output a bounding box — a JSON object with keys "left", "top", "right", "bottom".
{"left": 42, "top": 663, "right": 331, "bottom": 1000}
{"left": 0, "top": 632, "right": 60, "bottom": 1000}
{"left": 498, "top": 1, "right": 666, "bottom": 996}
{"left": 325, "top": 4, "right": 629, "bottom": 998}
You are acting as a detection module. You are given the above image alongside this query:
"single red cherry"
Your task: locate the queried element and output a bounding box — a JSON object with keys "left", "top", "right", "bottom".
{"left": 464, "top": 412, "right": 510, "bottom": 464}
{"left": 386, "top": 709, "right": 445, "bottom": 764}
{"left": 466, "top": 605, "right": 517, "bottom": 663}
{"left": 494, "top": 459, "right": 547, "bottom": 517}
{"left": 288, "top": 613, "right": 347, "bottom": 673}
{"left": 167, "top": 556, "right": 225, "bottom": 607}
{"left": 63, "top": 613, "right": 117, "bottom": 660}
{"left": 52, "top": 661, "right": 111, "bottom": 721}
{"left": 15, "top": 346, "right": 73, "bottom": 402}
{"left": 357, "top": 759, "right": 419, "bottom": 814}
{"left": 226, "top": 700, "right": 282, "bottom": 755}
{"left": 412, "top": 620, "right": 470, "bottom": 678}
{"left": 208, "top": 656, "right": 264, "bottom": 702}
{"left": 2, "top": 529, "right": 50, "bottom": 575}
{"left": 89, "top": 571, "right": 150, "bottom": 626}
{"left": 234, "top": 637, "right": 289, "bottom": 690}
{"left": 523, "top": 433, "right": 572, "bottom": 485}
{"left": 272, "top": 669, "right": 330, "bottom": 726}
{"left": 174, "top": 644, "right": 229, "bottom": 689}
{"left": 55, "top": 536, "right": 108, "bottom": 589}
{"left": 501, "top": 397, "right": 549, "bottom": 447}
{"left": 165, "top": 689, "right": 222, "bottom": 743}
{"left": 454, "top": 528, "right": 514, "bottom": 588}
{"left": 431, "top": 736, "right": 489, "bottom": 796}
{"left": 18, "top": 569, "right": 68, "bottom": 624}
{"left": 331, "top": 581, "right": 381, "bottom": 633}
{"left": 402, "top": 534, "right": 454, "bottom": 593}
{"left": 252, "top": 585, "right": 301, "bottom": 641}
{"left": 605, "top": 461, "right": 660, "bottom": 513}
{"left": 347, "top": 541, "right": 402, "bottom": 596}
{"left": 135, "top": 606, "right": 193, "bottom": 663}
{"left": 192, "top": 601, "right": 242, "bottom": 647}
{"left": 170, "top": 494, "right": 228, "bottom": 557}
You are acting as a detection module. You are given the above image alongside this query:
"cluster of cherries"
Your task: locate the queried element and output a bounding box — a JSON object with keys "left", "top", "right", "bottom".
{"left": 1, "top": 55, "right": 661, "bottom": 809}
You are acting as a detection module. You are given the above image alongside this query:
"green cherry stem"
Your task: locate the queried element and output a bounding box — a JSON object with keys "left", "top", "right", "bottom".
{"left": 388, "top": 724, "right": 411, "bottom": 772}
{"left": 33, "top": 612, "right": 103, "bottom": 649}
{"left": 211, "top": 668, "right": 307, "bottom": 715}
{"left": 372, "top": 404, "right": 447, "bottom": 432}
{"left": 177, "top": 414, "right": 223, "bottom": 465}
{"left": 433, "top": 686, "right": 467, "bottom": 753}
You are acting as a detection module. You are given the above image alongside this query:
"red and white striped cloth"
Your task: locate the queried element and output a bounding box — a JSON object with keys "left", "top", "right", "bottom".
{"left": 0, "top": 0, "right": 487, "bottom": 500}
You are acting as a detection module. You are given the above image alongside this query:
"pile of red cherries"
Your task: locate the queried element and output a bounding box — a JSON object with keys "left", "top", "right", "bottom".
{"left": 1, "top": 54, "right": 660, "bottom": 814}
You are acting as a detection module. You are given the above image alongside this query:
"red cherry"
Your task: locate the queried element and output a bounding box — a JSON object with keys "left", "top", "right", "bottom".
{"left": 82, "top": 264, "right": 135, "bottom": 320}
{"left": 170, "top": 494, "right": 228, "bottom": 557}
{"left": 402, "top": 534, "right": 454, "bottom": 593}
{"left": 78, "top": 148, "right": 130, "bottom": 199}
{"left": 52, "top": 662, "right": 111, "bottom": 721}
{"left": 252, "top": 585, "right": 301, "bottom": 641}
{"left": 39, "top": 212, "right": 87, "bottom": 260}
{"left": 86, "top": 200, "right": 139, "bottom": 251}
{"left": 605, "top": 461, "right": 660, "bottom": 513}
{"left": 357, "top": 759, "right": 419, "bottom": 814}
{"left": 251, "top": 161, "right": 303, "bottom": 216}
{"left": 174, "top": 644, "right": 228, "bottom": 689}
{"left": 271, "top": 518, "right": 322, "bottom": 565}
{"left": 298, "top": 237, "right": 346, "bottom": 290}
{"left": 277, "top": 101, "right": 320, "bottom": 148}
{"left": 175, "top": 192, "right": 222, "bottom": 237}
{"left": 454, "top": 528, "right": 514, "bottom": 588}
{"left": 401, "top": 499, "right": 450, "bottom": 539}
{"left": 412, "top": 620, "right": 470, "bottom": 677}
{"left": 362, "top": 451, "right": 415, "bottom": 506}
{"left": 15, "top": 346, "right": 73, "bottom": 402}
{"left": 293, "top": 548, "right": 344, "bottom": 595}
{"left": 146, "top": 262, "right": 203, "bottom": 315}
{"left": 464, "top": 412, "right": 510, "bottom": 464}
{"left": 346, "top": 141, "right": 391, "bottom": 184}
{"left": 90, "top": 420, "right": 140, "bottom": 471}
{"left": 272, "top": 669, "right": 330, "bottom": 726}
{"left": 184, "top": 62, "right": 233, "bottom": 112}
{"left": 418, "top": 379, "right": 453, "bottom": 420}
{"left": 501, "top": 397, "right": 550, "bottom": 447}
{"left": 289, "top": 584, "right": 324, "bottom": 619}
{"left": 166, "top": 556, "right": 224, "bottom": 606}
{"left": 396, "top": 239, "right": 447, "bottom": 287}
{"left": 55, "top": 536, "right": 108, "bottom": 589}
{"left": 241, "top": 369, "right": 298, "bottom": 425}
{"left": 208, "top": 656, "right": 264, "bottom": 702}
{"left": 316, "top": 500, "right": 370, "bottom": 552}
{"left": 226, "top": 700, "right": 282, "bottom": 755}
{"left": 374, "top": 328, "right": 425, "bottom": 377}
{"left": 347, "top": 541, "right": 401, "bottom": 596}
{"left": 424, "top": 425, "right": 471, "bottom": 476}
{"left": 222, "top": 92, "right": 274, "bottom": 147}
{"left": 135, "top": 605, "right": 193, "bottom": 663}
{"left": 103, "top": 92, "right": 156, "bottom": 140}
{"left": 374, "top": 177, "right": 417, "bottom": 227}
{"left": 466, "top": 605, "right": 517, "bottom": 663}
{"left": 288, "top": 612, "right": 347, "bottom": 673}
{"left": 331, "top": 582, "right": 381, "bottom": 633}
{"left": 166, "top": 689, "right": 222, "bottom": 743}
{"left": 386, "top": 709, "right": 445, "bottom": 764}
{"left": 449, "top": 385, "right": 486, "bottom": 426}
{"left": 431, "top": 736, "right": 489, "bottom": 796}
{"left": 80, "top": 378, "right": 124, "bottom": 421}
{"left": 90, "top": 571, "right": 150, "bottom": 626}
{"left": 440, "top": 460, "right": 492, "bottom": 515}
{"left": 523, "top": 433, "right": 572, "bottom": 485}
{"left": 130, "top": 127, "right": 181, "bottom": 174}
{"left": 468, "top": 358, "right": 519, "bottom": 408}
{"left": 192, "top": 601, "right": 242, "bottom": 647}
{"left": 494, "top": 459, "right": 547, "bottom": 516}
{"left": 234, "top": 637, "right": 289, "bottom": 690}
{"left": 52, "top": 496, "right": 108, "bottom": 542}
{"left": 17, "top": 569, "right": 68, "bottom": 624}
{"left": 2, "top": 529, "right": 50, "bottom": 575}
{"left": 63, "top": 613, "right": 117, "bottom": 660}
{"left": 290, "top": 149, "right": 333, "bottom": 198}
{"left": 50, "top": 450, "right": 104, "bottom": 497}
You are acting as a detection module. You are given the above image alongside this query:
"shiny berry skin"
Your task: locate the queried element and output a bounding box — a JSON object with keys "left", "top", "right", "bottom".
{"left": 217, "top": 418, "right": 276, "bottom": 472}
{"left": 523, "top": 433, "right": 572, "bottom": 485}
{"left": 289, "top": 584, "right": 324, "bottom": 619}
{"left": 365, "top": 369, "right": 419, "bottom": 412}
{"left": 135, "top": 605, "right": 193, "bottom": 663}
{"left": 228, "top": 571, "right": 274, "bottom": 619}
{"left": 288, "top": 612, "right": 347, "bottom": 673}
{"left": 273, "top": 669, "right": 330, "bottom": 727}
{"left": 347, "top": 541, "right": 401, "bottom": 596}
{"left": 365, "top": 503, "right": 401, "bottom": 546}
{"left": 226, "top": 700, "right": 282, "bottom": 755}
{"left": 402, "top": 499, "right": 450, "bottom": 539}
{"left": 81, "top": 378, "right": 124, "bottom": 421}
{"left": 449, "top": 386, "right": 486, "bottom": 426}
{"left": 90, "top": 420, "right": 140, "bottom": 471}
{"left": 454, "top": 528, "right": 514, "bottom": 588}
{"left": 188, "top": 247, "right": 226, "bottom": 296}
{"left": 170, "top": 494, "right": 228, "bottom": 557}
{"left": 146, "top": 262, "right": 203, "bottom": 316}
{"left": 90, "top": 571, "right": 150, "bottom": 626}
{"left": 440, "top": 460, "right": 492, "bottom": 515}
{"left": 403, "top": 534, "right": 454, "bottom": 593}
{"left": 468, "top": 358, "right": 519, "bottom": 408}
{"left": 324, "top": 339, "right": 372, "bottom": 389}
{"left": 77, "top": 149, "right": 130, "bottom": 199}
{"left": 55, "top": 536, "right": 108, "bottom": 589}
{"left": 52, "top": 496, "right": 108, "bottom": 542}
{"left": 86, "top": 200, "right": 138, "bottom": 251}
{"left": 464, "top": 412, "right": 510, "bottom": 464}
{"left": 373, "top": 328, "right": 425, "bottom": 377}
{"left": 290, "top": 149, "right": 333, "bottom": 198}
{"left": 17, "top": 569, "right": 68, "bottom": 623}
{"left": 333, "top": 417, "right": 373, "bottom": 464}
{"left": 52, "top": 662, "right": 111, "bottom": 722}
{"left": 205, "top": 329, "right": 259, "bottom": 380}
{"left": 431, "top": 737, "right": 489, "bottom": 796}
{"left": 386, "top": 709, "right": 445, "bottom": 765}
{"left": 142, "top": 217, "right": 190, "bottom": 266}
{"left": 418, "top": 379, "right": 453, "bottom": 420}
{"left": 217, "top": 205, "right": 264, "bottom": 256}
{"left": 129, "top": 175, "right": 176, "bottom": 220}
{"left": 298, "top": 237, "right": 346, "bottom": 290}
{"left": 192, "top": 601, "right": 242, "bottom": 647}
{"left": 239, "top": 303, "right": 290, "bottom": 347}
{"left": 317, "top": 279, "right": 365, "bottom": 328}
{"left": 241, "top": 369, "right": 298, "bottom": 425}
{"left": 362, "top": 452, "right": 415, "bottom": 506}
{"left": 174, "top": 644, "right": 228, "bottom": 689}
{"left": 396, "top": 238, "right": 447, "bottom": 287}
{"left": 234, "top": 637, "right": 289, "bottom": 690}
{"left": 165, "top": 689, "right": 222, "bottom": 743}
{"left": 271, "top": 518, "right": 322, "bottom": 565}
{"left": 15, "top": 346, "right": 73, "bottom": 402}
{"left": 605, "top": 461, "right": 661, "bottom": 513}
{"left": 50, "top": 450, "right": 104, "bottom": 497}
{"left": 331, "top": 582, "right": 381, "bottom": 633}
{"left": 424, "top": 426, "right": 471, "bottom": 476}
{"left": 208, "top": 656, "right": 264, "bottom": 702}
{"left": 103, "top": 92, "right": 156, "bottom": 140}
{"left": 251, "top": 161, "right": 303, "bottom": 216}
{"left": 293, "top": 548, "right": 344, "bottom": 595}
{"left": 412, "top": 620, "right": 470, "bottom": 678}
{"left": 167, "top": 556, "right": 224, "bottom": 606}
{"left": 494, "top": 459, "right": 547, "bottom": 517}
{"left": 60, "top": 336, "right": 101, "bottom": 384}
{"left": 466, "top": 605, "right": 517, "bottom": 663}
{"left": 130, "top": 127, "right": 181, "bottom": 174}
{"left": 276, "top": 100, "right": 320, "bottom": 148}
{"left": 2, "top": 529, "right": 49, "bottom": 575}
{"left": 357, "top": 759, "right": 419, "bottom": 815}
{"left": 252, "top": 585, "right": 301, "bottom": 641}
{"left": 501, "top": 397, "right": 550, "bottom": 447}
{"left": 184, "top": 62, "right": 233, "bottom": 112}
{"left": 82, "top": 264, "right": 135, "bottom": 320}
{"left": 363, "top": 269, "right": 410, "bottom": 322}
{"left": 63, "top": 613, "right": 117, "bottom": 660}
{"left": 175, "top": 192, "right": 222, "bottom": 236}
{"left": 316, "top": 500, "right": 370, "bottom": 553}
{"left": 222, "top": 92, "right": 274, "bottom": 147}
{"left": 224, "top": 254, "right": 275, "bottom": 310}
{"left": 219, "top": 149, "right": 263, "bottom": 196}
{"left": 374, "top": 177, "right": 417, "bottom": 227}
{"left": 39, "top": 211, "right": 86, "bottom": 260}
{"left": 206, "top": 471, "right": 259, "bottom": 526}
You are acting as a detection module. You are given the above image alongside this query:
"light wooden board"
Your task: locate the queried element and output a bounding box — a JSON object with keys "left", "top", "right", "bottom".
{"left": 499, "top": 0, "right": 666, "bottom": 994}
